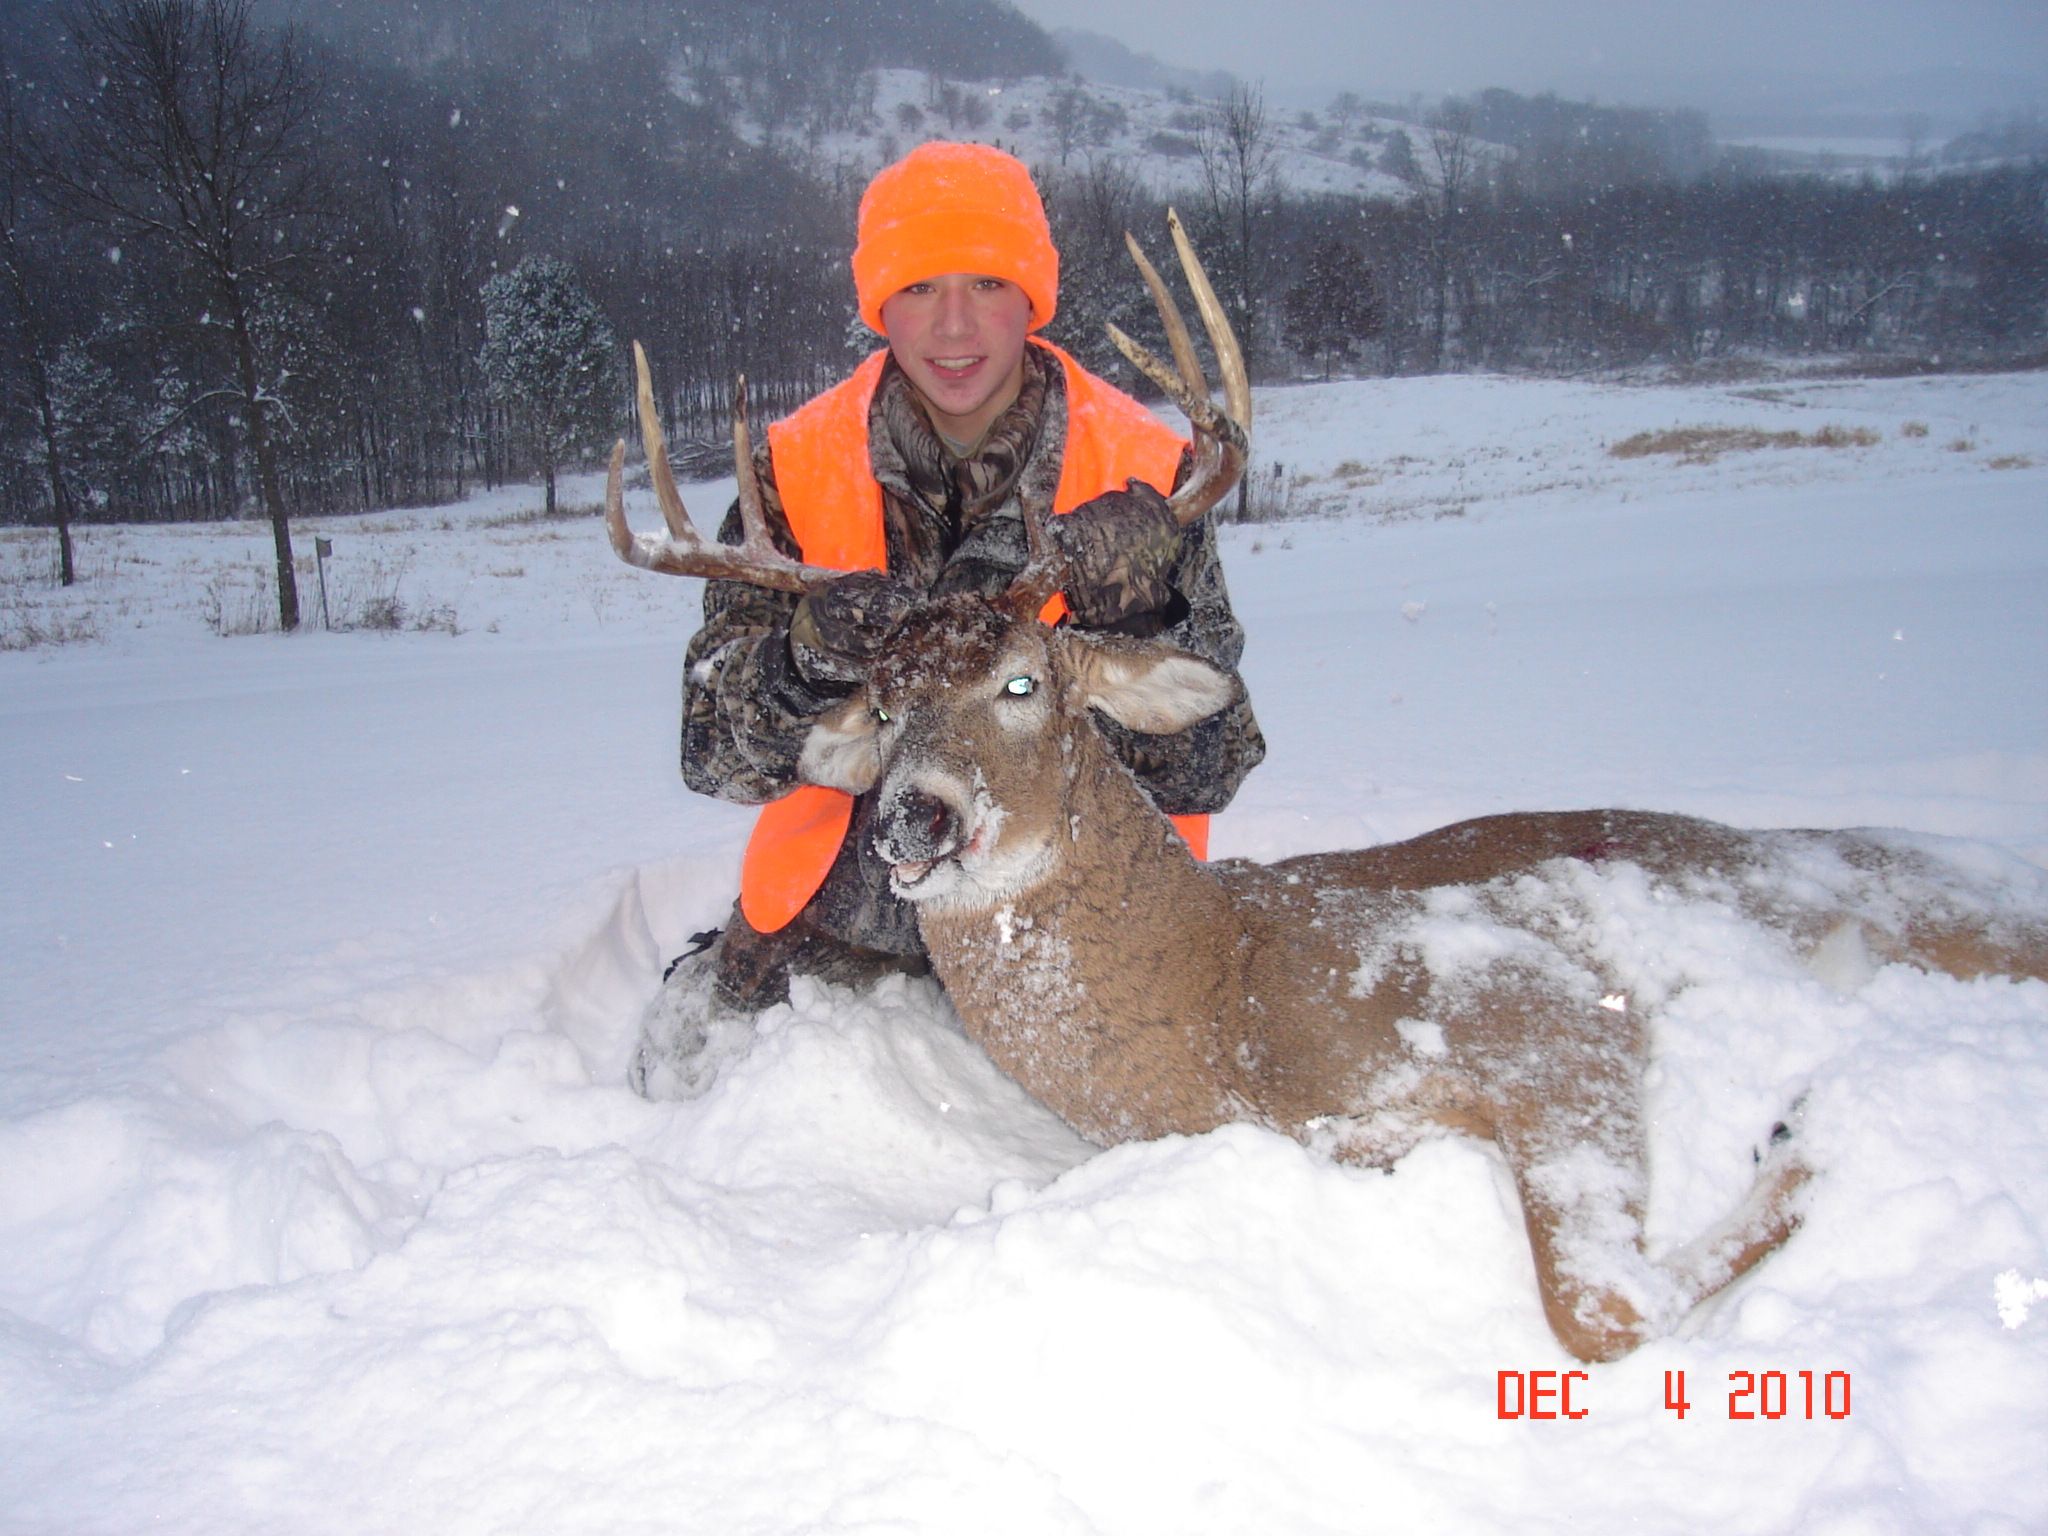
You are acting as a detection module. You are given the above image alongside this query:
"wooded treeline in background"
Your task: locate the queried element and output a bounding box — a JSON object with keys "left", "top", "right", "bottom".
{"left": 4, "top": 0, "right": 2045, "bottom": 554}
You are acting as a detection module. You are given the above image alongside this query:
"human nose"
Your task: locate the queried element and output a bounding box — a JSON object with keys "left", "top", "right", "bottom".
{"left": 930, "top": 281, "right": 974, "bottom": 340}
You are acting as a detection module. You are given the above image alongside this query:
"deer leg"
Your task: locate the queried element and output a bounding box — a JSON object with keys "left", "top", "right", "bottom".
{"left": 1499, "top": 1126, "right": 1660, "bottom": 1364}
{"left": 1484, "top": 1003, "right": 1672, "bottom": 1364}
{"left": 1659, "top": 1114, "right": 1811, "bottom": 1319}
{"left": 1502, "top": 1089, "right": 1812, "bottom": 1362}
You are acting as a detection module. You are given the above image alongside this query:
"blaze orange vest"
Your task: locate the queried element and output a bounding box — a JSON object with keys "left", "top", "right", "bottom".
{"left": 740, "top": 339, "right": 1206, "bottom": 933}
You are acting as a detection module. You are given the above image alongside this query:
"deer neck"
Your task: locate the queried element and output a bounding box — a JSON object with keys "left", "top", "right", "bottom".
{"left": 915, "top": 723, "right": 1251, "bottom": 1145}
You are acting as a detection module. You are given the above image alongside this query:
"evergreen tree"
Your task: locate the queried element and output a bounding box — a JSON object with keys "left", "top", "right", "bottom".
{"left": 1041, "top": 157, "right": 1161, "bottom": 387}
{"left": 1377, "top": 132, "right": 1419, "bottom": 184}
{"left": 479, "top": 256, "right": 617, "bottom": 518}
{"left": 1283, "top": 237, "right": 1384, "bottom": 378}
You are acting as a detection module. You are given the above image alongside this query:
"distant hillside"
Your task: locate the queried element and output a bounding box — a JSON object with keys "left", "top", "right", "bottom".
{"left": 256, "top": 0, "right": 1062, "bottom": 81}
{"left": 725, "top": 67, "right": 1442, "bottom": 203}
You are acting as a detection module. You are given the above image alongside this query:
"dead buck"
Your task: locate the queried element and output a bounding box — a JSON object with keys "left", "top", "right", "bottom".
{"left": 606, "top": 217, "right": 2048, "bottom": 1362}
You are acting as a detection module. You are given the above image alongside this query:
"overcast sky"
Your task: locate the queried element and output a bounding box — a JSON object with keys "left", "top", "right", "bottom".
{"left": 1009, "top": 0, "right": 2048, "bottom": 112}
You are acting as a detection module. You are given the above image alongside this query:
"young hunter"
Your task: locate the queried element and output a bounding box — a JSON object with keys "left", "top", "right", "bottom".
{"left": 631, "top": 141, "right": 1265, "bottom": 1097}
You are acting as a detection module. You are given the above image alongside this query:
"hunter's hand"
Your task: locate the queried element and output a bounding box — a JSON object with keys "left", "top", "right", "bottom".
{"left": 1050, "top": 482, "right": 1185, "bottom": 628}
{"left": 787, "top": 570, "right": 920, "bottom": 688}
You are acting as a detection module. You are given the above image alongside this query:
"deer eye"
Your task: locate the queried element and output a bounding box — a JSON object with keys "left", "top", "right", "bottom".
{"left": 1002, "top": 675, "right": 1036, "bottom": 697}
{"left": 873, "top": 705, "right": 891, "bottom": 724}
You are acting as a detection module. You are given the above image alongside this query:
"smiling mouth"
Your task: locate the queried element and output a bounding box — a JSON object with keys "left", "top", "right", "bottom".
{"left": 925, "top": 356, "right": 984, "bottom": 379}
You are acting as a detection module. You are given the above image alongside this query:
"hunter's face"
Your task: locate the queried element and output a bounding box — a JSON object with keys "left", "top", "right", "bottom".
{"left": 880, "top": 273, "right": 1033, "bottom": 444}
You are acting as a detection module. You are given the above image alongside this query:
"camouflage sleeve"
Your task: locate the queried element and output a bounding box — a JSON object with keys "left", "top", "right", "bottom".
{"left": 677, "top": 443, "right": 843, "bottom": 805}
{"left": 1092, "top": 506, "right": 1267, "bottom": 817}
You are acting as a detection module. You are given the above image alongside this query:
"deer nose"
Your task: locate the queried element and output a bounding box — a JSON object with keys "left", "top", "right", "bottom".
{"left": 879, "top": 785, "right": 960, "bottom": 863}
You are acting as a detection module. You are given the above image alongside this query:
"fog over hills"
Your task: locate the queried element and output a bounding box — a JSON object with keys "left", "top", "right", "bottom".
{"left": 1038, "top": 1, "right": 2047, "bottom": 151}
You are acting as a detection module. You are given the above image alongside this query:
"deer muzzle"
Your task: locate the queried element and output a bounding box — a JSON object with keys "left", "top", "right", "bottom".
{"left": 875, "top": 783, "right": 965, "bottom": 889}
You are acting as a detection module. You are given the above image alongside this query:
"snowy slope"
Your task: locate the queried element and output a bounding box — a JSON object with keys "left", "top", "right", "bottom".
{"left": 722, "top": 66, "right": 1434, "bottom": 200}
{"left": 2, "top": 369, "right": 2046, "bottom": 1534}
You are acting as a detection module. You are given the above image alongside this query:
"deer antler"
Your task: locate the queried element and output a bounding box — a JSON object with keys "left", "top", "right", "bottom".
{"left": 605, "top": 342, "right": 840, "bottom": 594}
{"left": 1108, "top": 208, "right": 1253, "bottom": 525}
{"left": 1008, "top": 211, "right": 1253, "bottom": 620}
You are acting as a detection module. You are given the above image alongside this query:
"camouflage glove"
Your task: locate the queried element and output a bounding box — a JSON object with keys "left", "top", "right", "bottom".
{"left": 931, "top": 509, "right": 1025, "bottom": 602}
{"left": 787, "top": 570, "right": 920, "bottom": 691}
{"left": 1049, "top": 482, "right": 1185, "bottom": 628}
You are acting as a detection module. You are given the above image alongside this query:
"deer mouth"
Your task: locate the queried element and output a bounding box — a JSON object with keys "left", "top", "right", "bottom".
{"left": 891, "top": 855, "right": 939, "bottom": 889}
{"left": 887, "top": 822, "right": 989, "bottom": 897}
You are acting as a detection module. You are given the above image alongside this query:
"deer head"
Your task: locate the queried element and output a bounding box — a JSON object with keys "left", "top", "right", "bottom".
{"left": 798, "top": 596, "right": 1238, "bottom": 912}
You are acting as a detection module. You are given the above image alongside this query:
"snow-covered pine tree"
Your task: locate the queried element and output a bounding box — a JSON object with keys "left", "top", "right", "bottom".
{"left": 1282, "top": 237, "right": 1384, "bottom": 379}
{"left": 479, "top": 257, "right": 618, "bottom": 519}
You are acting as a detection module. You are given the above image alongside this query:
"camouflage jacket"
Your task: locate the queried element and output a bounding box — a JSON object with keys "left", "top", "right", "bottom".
{"left": 680, "top": 345, "right": 1266, "bottom": 953}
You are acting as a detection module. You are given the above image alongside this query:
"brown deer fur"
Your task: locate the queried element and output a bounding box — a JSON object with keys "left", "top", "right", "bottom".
{"left": 799, "top": 594, "right": 2048, "bottom": 1363}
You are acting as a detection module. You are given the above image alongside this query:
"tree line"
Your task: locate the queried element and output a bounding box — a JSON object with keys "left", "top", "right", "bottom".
{"left": 1054, "top": 88, "right": 2046, "bottom": 386}
{"left": 0, "top": 0, "right": 859, "bottom": 618}
{"left": 1276, "top": 159, "right": 2048, "bottom": 378}
{"left": 4, "top": 0, "right": 2045, "bottom": 627}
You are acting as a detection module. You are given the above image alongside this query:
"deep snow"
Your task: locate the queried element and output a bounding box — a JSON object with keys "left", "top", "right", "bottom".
{"left": 2, "top": 368, "right": 2046, "bottom": 1534}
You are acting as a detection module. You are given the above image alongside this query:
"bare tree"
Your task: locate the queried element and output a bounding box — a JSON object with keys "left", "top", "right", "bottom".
{"left": 1423, "top": 101, "right": 1480, "bottom": 369}
{"left": 1044, "top": 81, "right": 1088, "bottom": 166}
{"left": 0, "top": 58, "right": 79, "bottom": 584}
{"left": 51, "top": 0, "right": 333, "bottom": 629}
{"left": 1900, "top": 112, "right": 1932, "bottom": 182}
{"left": 1195, "top": 82, "right": 1281, "bottom": 375}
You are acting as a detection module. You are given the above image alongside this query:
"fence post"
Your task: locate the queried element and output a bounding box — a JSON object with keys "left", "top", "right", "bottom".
{"left": 315, "top": 536, "right": 333, "bottom": 630}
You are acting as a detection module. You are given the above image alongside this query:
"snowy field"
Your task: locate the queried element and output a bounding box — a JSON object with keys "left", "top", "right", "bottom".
{"left": 3, "top": 367, "right": 2046, "bottom": 1533}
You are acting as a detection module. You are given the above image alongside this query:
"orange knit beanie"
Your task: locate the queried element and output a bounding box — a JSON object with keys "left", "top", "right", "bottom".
{"left": 852, "top": 142, "right": 1058, "bottom": 335}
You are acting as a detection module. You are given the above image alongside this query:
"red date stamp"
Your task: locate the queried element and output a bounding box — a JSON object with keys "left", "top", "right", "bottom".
{"left": 1496, "top": 1369, "right": 1592, "bottom": 1419}
{"left": 1496, "top": 1369, "right": 1852, "bottom": 1420}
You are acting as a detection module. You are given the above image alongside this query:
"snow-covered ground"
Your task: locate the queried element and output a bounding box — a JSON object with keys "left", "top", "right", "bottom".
{"left": 3, "top": 368, "right": 2046, "bottom": 1533}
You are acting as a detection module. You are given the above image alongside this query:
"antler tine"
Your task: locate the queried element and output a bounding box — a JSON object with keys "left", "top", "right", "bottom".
{"left": 1121, "top": 227, "right": 1210, "bottom": 405}
{"left": 1105, "top": 209, "right": 1253, "bottom": 526}
{"left": 633, "top": 341, "right": 694, "bottom": 545}
{"left": 604, "top": 436, "right": 636, "bottom": 559}
{"left": 1167, "top": 207, "right": 1253, "bottom": 435}
{"left": 605, "top": 343, "right": 836, "bottom": 594}
{"left": 729, "top": 374, "right": 777, "bottom": 557}
{"left": 1003, "top": 489, "right": 1070, "bottom": 621}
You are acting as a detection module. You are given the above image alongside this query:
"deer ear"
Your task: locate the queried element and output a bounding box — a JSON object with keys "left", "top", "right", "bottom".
{"left": 1067, "top": 634, "right": 1237, "bottom": 735}
{"left": 799, "top": 696, "right": 883, "bottom": 793}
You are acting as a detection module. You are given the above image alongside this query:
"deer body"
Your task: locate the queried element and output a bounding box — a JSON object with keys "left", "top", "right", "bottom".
{"left": 797, "top": 596, "right": 2048, "bottom": 1362}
